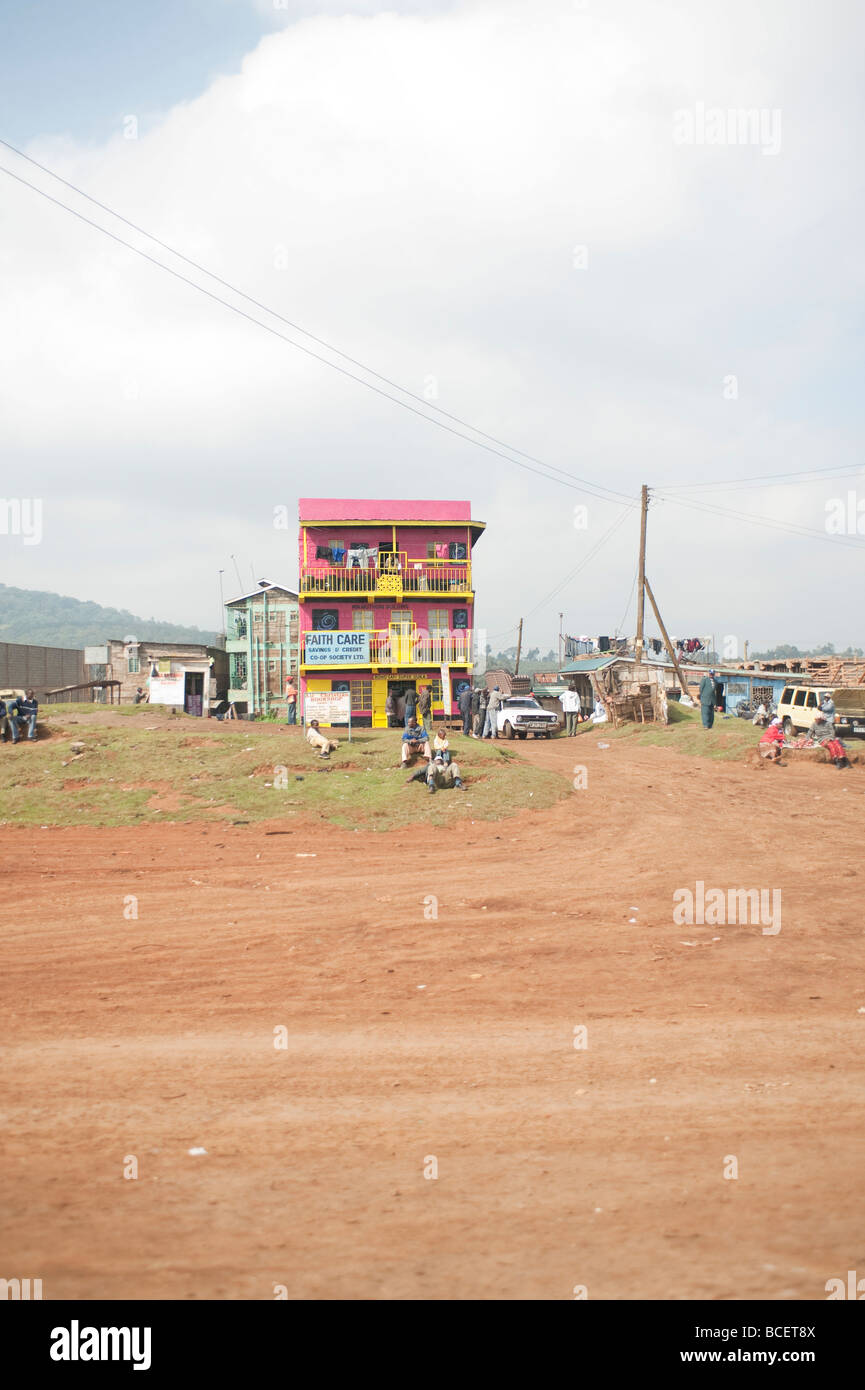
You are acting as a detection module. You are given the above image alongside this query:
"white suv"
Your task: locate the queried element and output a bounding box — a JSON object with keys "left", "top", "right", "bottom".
{"left": 495, "top": 696, "right": 559, "bottom": 739}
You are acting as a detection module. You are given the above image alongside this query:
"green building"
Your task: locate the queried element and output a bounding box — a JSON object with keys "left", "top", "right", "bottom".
{"left": 225, "top": 580, "right": 299, "bottom": 717}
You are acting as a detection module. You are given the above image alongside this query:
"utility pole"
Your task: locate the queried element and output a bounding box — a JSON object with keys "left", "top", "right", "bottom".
{"left": 558, "top": 612, "right": 564, "bottom": 670}
{"left": 514, "top": 618, "right": 523, "bottom": 675}
{"left": 635, "top": 483, "right": 648, "bottom": 663}
{"left": 217, "top": 569, "right": 226, "bottom": 638}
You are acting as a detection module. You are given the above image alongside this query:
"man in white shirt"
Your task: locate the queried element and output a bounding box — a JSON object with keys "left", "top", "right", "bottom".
{"left": 561, "top": 685, "right": 579, "bottom": 735}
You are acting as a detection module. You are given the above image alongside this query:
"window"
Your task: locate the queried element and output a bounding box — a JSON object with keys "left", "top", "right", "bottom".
{"left": 351, "top": 680, "right": 372, "bottom": 711}
{"left": 453, "top": 608, "right": 468, "bottom": 629}
{"left": 805, "top": 690, "right": 818, "bottom": 708}
{"left": 127, "top": 656, "right": 140, "bottom": 674}
{"left": 352, "top": 607, "right": 374, "bottom": 630}
{"left": 428, "top": 609, "right": 449, "bottom": 635}
{"left": 781, "top": 686, "right": 793, "bottom": 705}
{"left": 431, "top": 678, "right": 442, "bottom": 705}
{"left": 792, "top": 690, "right": 806, "bottom": 706}
{"left": 230, "top": 654, "right": 248, "bottom": 686}
{"left": 268, "top": 658, "right": 278, "bottom": 674}
{"left": 390, "top": 608, "right": 412, "bottom": 630}
{"left": 427, "top": 543, "right": 437, "bottom": 560}
{"left": 312, "top": 609, "right": 339, "bottom": 631}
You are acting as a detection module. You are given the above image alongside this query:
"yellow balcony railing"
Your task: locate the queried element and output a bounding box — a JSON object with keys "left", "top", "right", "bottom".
{"left": 299, "top": 553, "right": 471, "bottom": 598}
{"left": 301, "top": 628, "right": 473, "bottom": 669}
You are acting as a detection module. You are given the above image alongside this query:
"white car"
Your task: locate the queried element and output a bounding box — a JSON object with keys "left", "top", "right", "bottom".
{"left": 495, "top": 696, "right": 559, "bottom": 739}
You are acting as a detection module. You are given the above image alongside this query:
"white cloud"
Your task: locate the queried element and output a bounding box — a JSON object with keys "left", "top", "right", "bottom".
{"left": 1, "top": 0, "right": 863, "bottom": 647}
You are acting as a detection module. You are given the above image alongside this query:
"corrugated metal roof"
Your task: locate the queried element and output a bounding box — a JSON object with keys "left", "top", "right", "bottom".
{"left": 559, "top": 657, "right": 618, "bottom": 673}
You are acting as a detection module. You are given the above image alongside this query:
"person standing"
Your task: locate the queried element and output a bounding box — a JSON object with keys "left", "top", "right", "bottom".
{"left": 385, "top": 690, "right": 398, "bottom": 728}
{"left": 476, "top": 686, "right": 489, "bottom": 737}
{"left": 699, "top": 671, "right": 717, "bottom": 729}
{"left": 820, "top": 692, "right": 836, "bottom": 720}
{"left": 418, "top": 684, "right": 432, "bottom": 741}
{"left": 404, "top": 685, "right": 418, "bottom": 727}
{"left": 470, "top": 686, "right": 482, "bottom": 737}
{"left": 457, "top": 683, "right": 472, "bottom": 736}
{"left": 562, "top": 684, "right": 578, "bottom": 735}
{"left": 284, "top": 675, "right": 298, "bottom": 726}
{"left": 483, "top": 685, "right": 502, "bottom": 739}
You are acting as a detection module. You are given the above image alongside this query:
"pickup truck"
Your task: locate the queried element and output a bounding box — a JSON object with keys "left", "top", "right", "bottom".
{"left": 495, "top": 696, "right": 559, "bottom": 739}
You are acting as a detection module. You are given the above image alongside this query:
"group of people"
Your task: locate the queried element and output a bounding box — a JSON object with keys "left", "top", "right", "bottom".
{"left": 759, "top": 694, "right": 851, "bottom": 769}
{"left": 385, "top": 683, "right": 505, "bottom": 741}
{"left": 0, "top": 690, "right": 39, "bottom": 744}
{"left": 401, "top": 720, "right": 465, "bottom": 793}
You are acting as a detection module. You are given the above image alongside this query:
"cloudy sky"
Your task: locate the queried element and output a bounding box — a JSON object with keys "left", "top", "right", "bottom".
{"left": 1, "top": 0, "right": 863, "bottom": 652}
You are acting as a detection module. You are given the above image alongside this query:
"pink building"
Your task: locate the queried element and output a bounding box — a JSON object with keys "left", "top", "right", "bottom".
{"left": 297, "top": 498, "right": 485, "bottom": 727}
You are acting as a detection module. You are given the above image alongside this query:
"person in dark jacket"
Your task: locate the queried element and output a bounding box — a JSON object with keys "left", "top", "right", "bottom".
{"left": 458, "top": 683, "right": 473, "bottom": 735}
{"left": 418, "top": 685, "right": 433, "bottom": 740}
{"left": 699, "top": 671, "right": 717, "bottom": 729}
{"left": 19, "top": 689, "right": 39, "bottom": 740}
{"left": 470, "top": 686, "right": 482, "bottom": 737}
{"left": 403, "top": 686, "right": 418, "bottom": 727}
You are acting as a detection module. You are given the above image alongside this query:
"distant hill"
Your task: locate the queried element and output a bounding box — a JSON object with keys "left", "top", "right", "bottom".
{"left": 0, "top": 584, "right": 219, "bottom": 649}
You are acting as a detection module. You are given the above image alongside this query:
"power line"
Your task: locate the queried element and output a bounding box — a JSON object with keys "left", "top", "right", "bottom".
{"left": 660, "top": 461, "right": 865, "bottom": 492}
{"left": 0, "top": 141, "right": 636, "bottom": 509}
{"left": 523, "top": 509, "right": 632, "bottom": 621}
{"left": 655, "top": 489, "right": 865, "bottom": 548}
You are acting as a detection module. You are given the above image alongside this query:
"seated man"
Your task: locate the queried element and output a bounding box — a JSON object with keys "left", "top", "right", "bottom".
{"left": 2, "top": 694, "right": 22, "bottom": 744}
{"left": 759, "top": 716, "right": 785, "bottom": 761}
{"left": 400, "top": 717, "right": 431, "bottom": 766}
{"left": 19, "top": 688, "right": 39, "bottom": 740}
{"left": 306, "top": 718, "right": 339, "bottom": 758}
{"left": 808, "top": 711, "right": 850, "bottom": 769}
{"left": 0, "top": 697, "right": 11, "bottom": 744}
{"left": 406, "top": 752, "right": 465, "bottom": 794}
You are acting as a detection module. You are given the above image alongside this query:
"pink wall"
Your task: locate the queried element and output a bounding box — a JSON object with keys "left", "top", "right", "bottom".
{"left": 299, "top": 498, "right": 472, "bottom": 523}
{"left": 300, "top": 524, "right": 471, "bottom": 569}
{"left": 300, "top": 599, "right": 473, "bottom": 629}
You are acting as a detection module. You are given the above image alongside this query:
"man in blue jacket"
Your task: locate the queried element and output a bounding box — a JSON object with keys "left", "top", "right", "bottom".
{"left": 19, "top": 689, "right": 39, "bottom": 740}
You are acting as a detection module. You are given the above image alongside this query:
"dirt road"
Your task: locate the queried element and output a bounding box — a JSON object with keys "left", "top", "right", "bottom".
{"left": 3, "top": 734, "right": 863, "bottom": 1299}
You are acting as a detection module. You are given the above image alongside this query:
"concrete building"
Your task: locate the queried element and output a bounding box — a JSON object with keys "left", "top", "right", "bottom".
{"left": 297, "top": 498, "right": 484, "bottom": 727}
{"left": 101, "top": 639, "right": 228, "bottom": 714}
{"left": 225, "top": 581, "right": 299, "bottom": 717}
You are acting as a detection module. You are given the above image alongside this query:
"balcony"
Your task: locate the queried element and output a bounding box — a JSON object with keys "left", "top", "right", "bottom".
{"left": 299, "top": 552, "right": 472, "bottom": 599}
{"left": 300, "top": 628, "right": 473, "bottom": 670}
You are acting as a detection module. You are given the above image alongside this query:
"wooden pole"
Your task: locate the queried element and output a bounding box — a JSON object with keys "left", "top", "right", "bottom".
{"left": 514, "top": 618, "right": 523, "bottom": 675}
{"left": 644, "top": 574, "right": 694, "bottom": 702}
{"left": 635, "top": 484, "right": 648, "bottom": 662}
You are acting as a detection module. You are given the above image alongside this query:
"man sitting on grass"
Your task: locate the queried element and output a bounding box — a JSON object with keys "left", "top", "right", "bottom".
{"left": 406, "top": 753, "right": 465, "bottom": 794}
{"left": 306, "top": 718, "right": 339, "bottom": 759}
{"left": 400, "top": 716, "right": 431, "bottom": 766}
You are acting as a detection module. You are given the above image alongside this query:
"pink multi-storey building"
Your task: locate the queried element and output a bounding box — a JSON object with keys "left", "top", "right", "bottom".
{"left": 297, "top": 498, "right": 485, "bottom": 727}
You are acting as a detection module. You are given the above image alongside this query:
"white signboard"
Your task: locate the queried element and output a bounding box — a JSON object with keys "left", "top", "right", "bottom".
{"left": 305, "top": 690, "right": 351, "bottom": 726}
{"left": 149, "top": 673, "right": 185, "bottom": 706}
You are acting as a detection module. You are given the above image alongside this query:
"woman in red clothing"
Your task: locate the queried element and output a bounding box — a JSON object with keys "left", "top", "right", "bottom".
{"left": 759, "top": 717, "right": 785, "bottom": 762}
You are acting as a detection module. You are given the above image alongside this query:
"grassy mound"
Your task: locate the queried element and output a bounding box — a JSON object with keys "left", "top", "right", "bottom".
{"left": 0, "top": 710, "right": 568, "bottom": 830}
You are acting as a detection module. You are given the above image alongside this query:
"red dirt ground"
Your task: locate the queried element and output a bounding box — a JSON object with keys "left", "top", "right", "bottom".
{"left": 2, "top": 734, "right": 864, "bottom": 1300}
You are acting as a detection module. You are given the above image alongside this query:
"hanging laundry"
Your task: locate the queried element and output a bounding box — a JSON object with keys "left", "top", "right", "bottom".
{"left": 435, "top": 542, "right": 448, "bottom": 559}
{"left": 315, "top": 544, "right": 333, "bottom": 560}
{"left": 449, "top": 541, "right": 467, "bottom": 561}
{"left": 331, "top": 545, "right": 345, "bottom": 565}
